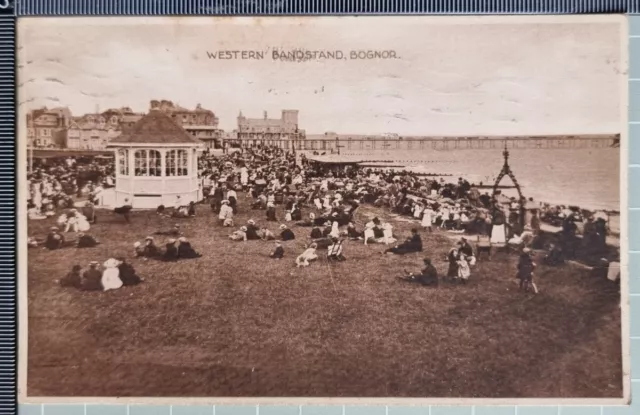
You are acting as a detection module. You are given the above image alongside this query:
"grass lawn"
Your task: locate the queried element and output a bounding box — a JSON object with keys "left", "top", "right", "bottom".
{"left": 26, "top": 197, "right": 623, "bottom": 398}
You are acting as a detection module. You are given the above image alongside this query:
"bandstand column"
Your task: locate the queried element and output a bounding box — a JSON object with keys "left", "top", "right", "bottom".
{"left": 160, "top": 149, "right": 166, "bottom": 178}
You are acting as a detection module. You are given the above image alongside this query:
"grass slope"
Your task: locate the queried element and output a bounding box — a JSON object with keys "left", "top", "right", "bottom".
{"left": 26, "top": 199, "right": 622, "bottom": 398}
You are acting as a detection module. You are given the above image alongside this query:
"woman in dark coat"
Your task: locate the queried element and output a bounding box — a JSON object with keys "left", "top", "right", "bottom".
{"left": 446, "top": 248, "right": 459, "bottom": 280}
{"left": 177, "top": 237, "right": 202, "bottom": 259}
{"left": 162, "top": 239, "right": 179, "bottom": 261}
{"left": 279, "top": 225, "right": 295, "bottom": 241}
{"left": 245, "top": 220, "right": 261, "bottom": 240}
{"left": 117, "top": 257, "right": 143, "bottom": 286}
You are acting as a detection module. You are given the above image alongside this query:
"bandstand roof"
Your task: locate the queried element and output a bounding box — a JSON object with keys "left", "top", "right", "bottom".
{"left": 107, "top": 110, "right": 202, "bottom": 146}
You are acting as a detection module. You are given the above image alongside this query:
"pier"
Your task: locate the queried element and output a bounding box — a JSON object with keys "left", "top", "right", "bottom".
{"left": 229, "top": 134, "right": 620, "bottom": 152}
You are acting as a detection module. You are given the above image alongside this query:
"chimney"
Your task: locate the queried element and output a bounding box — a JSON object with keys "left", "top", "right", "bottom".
{"left": 264, "top": 111, "right": 267, "bottom": 120}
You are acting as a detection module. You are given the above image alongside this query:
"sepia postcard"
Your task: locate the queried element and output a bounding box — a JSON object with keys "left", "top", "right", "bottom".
{"left": 17, "top": 15, "right": 630, "bottom": 405}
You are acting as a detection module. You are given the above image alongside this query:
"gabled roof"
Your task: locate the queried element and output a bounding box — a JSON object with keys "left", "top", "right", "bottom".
{"left": 108, "top": 110, "right": 202, "bottom": 145}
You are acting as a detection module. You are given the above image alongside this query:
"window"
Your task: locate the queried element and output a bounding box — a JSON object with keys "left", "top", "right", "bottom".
{"left": 165, "top": 149, "right": 188, "bottom": 176}
{"left": 149, "top": 150, "right": 161, "bottom": 176}
{"left": 110, "top": 116, "right": 118, "bottom": 124}
{"left": 134, "top": 150, "right": 148, "bottom": 176}
{"left": 134, "top": 149, "right": 162, "bottom": 176}
{"left": 118, "top": 149, "right": 129, "bottom": 176}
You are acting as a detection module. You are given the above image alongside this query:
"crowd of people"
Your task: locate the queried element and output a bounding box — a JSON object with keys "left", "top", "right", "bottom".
{"left": 27, "top": 145, "right": 621, "bottom": 294}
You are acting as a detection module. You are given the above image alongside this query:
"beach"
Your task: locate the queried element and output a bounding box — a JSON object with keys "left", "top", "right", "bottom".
{"left": 329, "top": 148, "right": 620, "bottom": 212}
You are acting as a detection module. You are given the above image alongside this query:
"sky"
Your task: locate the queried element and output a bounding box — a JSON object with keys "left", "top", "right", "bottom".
{"left": 17, "top": 16, "right": 624, "bottom": 136}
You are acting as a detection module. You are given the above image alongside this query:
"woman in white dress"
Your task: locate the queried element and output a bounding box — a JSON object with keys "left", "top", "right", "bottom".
{"left": 413, "top": 203, "right": 424, "bottom": 219}
{"left": 422, "top": 207, "right": 434, "bottom": 231}
{"left": 101, "top": 258, "right": 123, "bottom": 292}
{"left": 381, "top": 222, "right": 397, "bottom": 245}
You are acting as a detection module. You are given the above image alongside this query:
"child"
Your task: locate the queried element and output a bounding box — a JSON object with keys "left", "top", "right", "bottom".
{"left": 270, "top": 241, "right": 284, "bottom": 259}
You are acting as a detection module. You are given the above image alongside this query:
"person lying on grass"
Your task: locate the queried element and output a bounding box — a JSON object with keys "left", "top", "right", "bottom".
{"left": 155, "top": 224, "right": 182, "bottom": 237}
{"left": 384, "top": 228, "right": 422, "bottom": 255}
{"left": 399, "top": 258, "right": 439, "bottom": 286}
{"left": 270, "top": 240, "right": 284, "bottom": 260}
{"left": 76, "top": 232, "right": 100, "bottom": 248}
{"left": 296, "top": 242, "right": 318, "bottom": 267}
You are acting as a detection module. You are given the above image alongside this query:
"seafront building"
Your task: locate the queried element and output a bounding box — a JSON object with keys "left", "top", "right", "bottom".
{"left": 26, "top": 106, "right": 72, "bottom": 148}
{"left": 151, "top": 100, "right": 224, "bottom": 149}
{"left": 66, "top": 107, "right": 145, "bottom": 151}
{"left": 233, "top": 109, "right": 306, "bottom": 147}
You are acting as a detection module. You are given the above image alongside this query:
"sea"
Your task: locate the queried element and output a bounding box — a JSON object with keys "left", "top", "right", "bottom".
{"left": 333, "top": 148, "right": 621, "bottom": 212}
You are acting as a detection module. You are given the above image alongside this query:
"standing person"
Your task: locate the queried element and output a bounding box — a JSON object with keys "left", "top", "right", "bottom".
{"left": 517, "top": 248, "right": 538, "bottom": 294}
{"left": 227, "top": 186, "right": 238, "bottom": 214}
{"left": 219, "top": 200, "right": 234, "bottom": 227}
{"left": 211, "top": 183, "right": 224, "bottom": 213}
{"left": 446, "top": 247, "right": 459, "bottom": 281}
{"left": 421, "top": 205, "right": 434, "bottom": 232}
{"left": 457, "top": 254, "right": 471, "bottom": 284}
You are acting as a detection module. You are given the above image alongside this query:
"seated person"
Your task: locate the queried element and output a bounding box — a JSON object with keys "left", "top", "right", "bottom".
{"left": 81, "top": 261, "right": 103, "bottom": 291}
{"left": 141, "top": 236, "right": 161, "bottom": 259}
{"left": 229, "top": 226, "right": 248, "bottom": 241}
{"left": 270, "top": 241, "right": 284, "bottom": 259}
{"left": 398, "top": 258, "right": 439, "bottom": 286}
{"left": 346, "top": 222, "right": 363, "bottom": 240}
{"left": 117, "top": 257, "right": 143, "bottom": 286}
{"left": 385, "top": 228, "right": 422, "bottom": 255}
{"left": 27, "top": 237, "right": 39, "bottom": 248}
{"left": 82, "top": 201, "right": 97, "bottom": 224}
{"left": 321, "top": 221, "right": 333, "bottom": 238}
{"left": 259, "top": 226, "right": 276, "bottom": 241}
{"left": 77, "top": 232, "right": 100, "bottom": 248}
{"left": 544, "top": 243, "right": 564, "bottom": 266}
{"left": 246, "top": 219, "right": 261, "bottom": 240}
{"left": 310, "top": 225, "right": 323, "bottom": 239}
{"left": 59, "top": 265, "right": 83, "bottom": 289}
{"left": 279, "top": 224, "right": 295, "bottom": 241}
{"left": 45, "top": 227, "right": 65, "bottom": 250}
{"left": 187, "top": 201, "right": 196, "bottom": 217}
{"left": 177, "top": 237, "right": 202, "bottom": 259}
{"left": 162, "top": 239, "right": 179, "bottom": 261}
